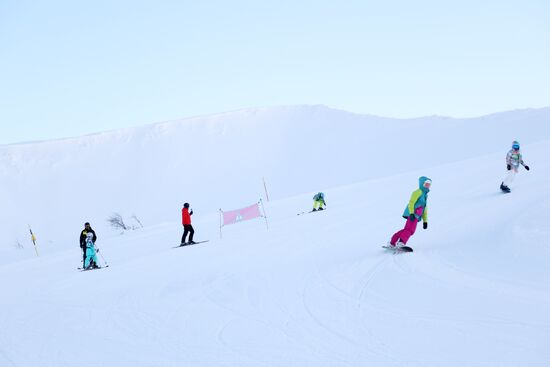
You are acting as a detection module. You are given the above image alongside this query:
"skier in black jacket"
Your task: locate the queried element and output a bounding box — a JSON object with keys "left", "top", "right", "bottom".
{"left": 79, "top": 222, "right": 97, "bottom": 265}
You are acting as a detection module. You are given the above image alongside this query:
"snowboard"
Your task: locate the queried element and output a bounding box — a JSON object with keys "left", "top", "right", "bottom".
{"left": 173, "top": 240, "right": 209, "bottom": 248}
{"left": 382, "top": 245, "right": 413, "bottom": 253}
{"left": 297, "top": 209, "right": 326, "bottom": 216}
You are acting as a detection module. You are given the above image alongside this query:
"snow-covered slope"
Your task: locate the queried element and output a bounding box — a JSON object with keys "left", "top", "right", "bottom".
{"left": 0, "top": 137, "right": 548, "bottom": 367}
{"left": 1, "top": 105, "right": 550, "bottom": 255}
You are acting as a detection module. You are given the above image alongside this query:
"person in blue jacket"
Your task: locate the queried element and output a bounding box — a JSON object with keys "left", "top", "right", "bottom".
{"left": 83, "top": 232, "right": 99, "bottom": 269}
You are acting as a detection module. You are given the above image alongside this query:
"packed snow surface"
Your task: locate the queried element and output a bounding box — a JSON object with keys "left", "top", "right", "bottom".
{"left": 1, "top": 106, "right": 549, "bottom": 366}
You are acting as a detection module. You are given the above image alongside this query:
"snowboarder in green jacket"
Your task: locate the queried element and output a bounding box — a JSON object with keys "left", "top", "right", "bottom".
{"left": 389, "top": 176, "right": 431, "bottom": 247}
{"left": 312, "top": 192, "right": 326, "bottom": 211}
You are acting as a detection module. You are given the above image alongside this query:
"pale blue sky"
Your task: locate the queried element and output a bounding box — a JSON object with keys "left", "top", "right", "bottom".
{"left": 1, "top": 0, "right": 549, "bottom": 144}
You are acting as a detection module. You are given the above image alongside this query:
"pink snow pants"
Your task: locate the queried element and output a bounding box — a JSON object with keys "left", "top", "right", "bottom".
{"left": 391, "top": 206, "right": 424, "bottom": 245}
{"left": 391, "top": 217, "right": 418, "bottom": 245}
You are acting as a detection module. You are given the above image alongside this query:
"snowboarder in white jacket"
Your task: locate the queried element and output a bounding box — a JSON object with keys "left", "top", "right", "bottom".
{"left": 500, "top": 141, "right": 530, "bottom": 193}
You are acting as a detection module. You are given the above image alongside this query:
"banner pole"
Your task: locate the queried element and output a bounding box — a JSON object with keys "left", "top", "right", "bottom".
{"left": 263, "top": 177, "right": 270, "bottom": 202}
{"left": 219, "top": 209, "right": 223, "bottom": 239}
{"left": 260, "top": 199, "right": 269, "bottom": 231}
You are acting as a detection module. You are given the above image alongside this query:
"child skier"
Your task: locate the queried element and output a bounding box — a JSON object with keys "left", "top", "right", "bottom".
{"left": 180, "top": 203, "right": 195, "bottom": 245}
{"left": 312, "top": 192, "right": 327, "bottom": 211}
{"left": 500, "top": 140, "right": 530, "bottom": 193}
{"left": 84, "top": 232, "right": 100, "bottom": 269}
{"left": 389, "top": 176, "right": 431, "bottom": 248}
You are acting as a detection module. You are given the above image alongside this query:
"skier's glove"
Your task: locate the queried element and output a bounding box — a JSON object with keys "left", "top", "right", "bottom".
{"left": 190, "top": 210, "right": 194, "bottom": 215}
{"left": 409, "top": 214, "right": 416, "bottom": 221}
{"left": 423, "top": 222, "right": 428, "bottom": 230}
{"left": 524, "top": 165, "right": 530, "bottom": 171}
{"left": 507, "top": 164, "right": 511, "bottom": 170}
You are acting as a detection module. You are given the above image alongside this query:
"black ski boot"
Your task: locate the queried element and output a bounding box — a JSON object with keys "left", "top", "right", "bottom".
{"left": 500, "top": 182, "right": 510, "bottom": 193}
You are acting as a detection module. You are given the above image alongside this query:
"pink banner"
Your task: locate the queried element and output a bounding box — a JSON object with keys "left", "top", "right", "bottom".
{"left": 222, "top": 203, "right": 262, "bottom": 226}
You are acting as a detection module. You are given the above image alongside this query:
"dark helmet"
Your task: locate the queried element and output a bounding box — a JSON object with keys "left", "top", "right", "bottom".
{"left": 183, "top": 203, "right": 190, "bottom": 208}
{"left": 84, "top": 222, "right": 91, "bottom": 227}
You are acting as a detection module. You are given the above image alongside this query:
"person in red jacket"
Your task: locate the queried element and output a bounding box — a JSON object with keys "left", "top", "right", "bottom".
{"left": 181, "top": 203, "right": 195, "bottom": 245}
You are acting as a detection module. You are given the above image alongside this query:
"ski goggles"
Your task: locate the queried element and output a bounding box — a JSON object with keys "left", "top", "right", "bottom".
{"left": 423, "top": 180, "right": 432, "bottom": 188}
{"left": 512, "top": 144, "right": 520, "bottom": 150}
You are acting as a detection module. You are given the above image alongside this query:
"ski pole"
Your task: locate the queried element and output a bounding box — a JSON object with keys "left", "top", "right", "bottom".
{"left": 95, "top": 246, "right": 109, "bottom": 267}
